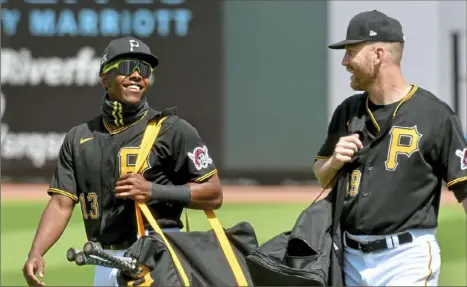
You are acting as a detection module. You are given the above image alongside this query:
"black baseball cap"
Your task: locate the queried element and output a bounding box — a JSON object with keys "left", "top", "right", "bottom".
{"left": 99, "top": 36, "right": 159, "bottom": 73}
{"left": 328, "top": 10, "right": 405, "bottom": 50}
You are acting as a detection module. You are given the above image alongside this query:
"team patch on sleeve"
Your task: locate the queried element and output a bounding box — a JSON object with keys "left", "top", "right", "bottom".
{"left": 455, "top": 148, "right": 467, "bottom": 170}
{"left": 188, "top": 145, "right": 213, "bottom": 170}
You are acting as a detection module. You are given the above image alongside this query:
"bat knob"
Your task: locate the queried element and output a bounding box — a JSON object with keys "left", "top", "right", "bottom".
{"left": 83, "top": 241, "right": 99, "bottom": 255}
{"left": 66, "top": 248, "right": 77, "bottom": 262}
{"left": 75, "top": 252, "right": 87, "bottom": 266}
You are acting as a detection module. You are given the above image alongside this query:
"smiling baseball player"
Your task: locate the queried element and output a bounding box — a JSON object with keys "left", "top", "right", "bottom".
{"left": 22, "top": 36, "right": 222, "bottom": 286}
{"left": 313, "top": 10, "right": 467, "bottom": 286}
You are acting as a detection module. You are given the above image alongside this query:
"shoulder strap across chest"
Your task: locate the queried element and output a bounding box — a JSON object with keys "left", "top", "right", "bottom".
{"left": 132, "top": 116, "right": 249, "bottom": 287}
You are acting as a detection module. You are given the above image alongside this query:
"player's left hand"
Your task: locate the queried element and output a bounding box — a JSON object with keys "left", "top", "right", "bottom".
{"left": 114, "top": 173, "right": 151, "bottom": 202}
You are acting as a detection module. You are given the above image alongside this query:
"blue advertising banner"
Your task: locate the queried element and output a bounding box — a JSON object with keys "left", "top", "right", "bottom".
{"left": 1, "top": 0, "right": 223, "bottom": 180}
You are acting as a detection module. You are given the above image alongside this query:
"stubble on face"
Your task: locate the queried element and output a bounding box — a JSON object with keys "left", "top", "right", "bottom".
{"left": 343, "top": 43, "right": 377, "bottom": 91}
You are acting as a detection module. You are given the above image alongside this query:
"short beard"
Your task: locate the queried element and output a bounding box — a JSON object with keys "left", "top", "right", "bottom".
{"left": 350, "top": 74, "right": 373, "bottom": 91}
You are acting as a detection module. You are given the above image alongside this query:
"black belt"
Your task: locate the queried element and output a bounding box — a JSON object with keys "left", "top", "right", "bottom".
{"left": 345, "top": 231, "right": 413, "bottom": 253}
{"left": 96, "top": 241, "right": 133, "bottom": 251}
{"left": 94, "top": 227, "right": 180, "bottom": 250}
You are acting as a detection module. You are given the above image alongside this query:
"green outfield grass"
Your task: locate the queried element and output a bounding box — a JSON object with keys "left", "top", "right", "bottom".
{"left": 1, "top": 201, "right": 465, "bottom": 286}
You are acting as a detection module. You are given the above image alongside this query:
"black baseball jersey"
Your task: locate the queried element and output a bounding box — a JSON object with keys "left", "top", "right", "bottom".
{"left": 47, "top": 108, "right": 218, "bottom": 245}
{"left": 316, "top": 85, "right": 467, "bottom": 235}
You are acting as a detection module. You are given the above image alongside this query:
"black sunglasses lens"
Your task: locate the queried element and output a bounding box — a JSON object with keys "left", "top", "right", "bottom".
{"left": 117, "top": 61, "right": 151, "bottom": 78}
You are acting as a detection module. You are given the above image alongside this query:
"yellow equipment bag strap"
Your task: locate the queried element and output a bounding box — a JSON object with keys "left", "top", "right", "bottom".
{"left": 184, "top": 202, "right": 247, "bottom": 285}
{"left": 204, "top": 210, "right": 249, "bottom": 286}
{"left": 134, "top": 117, "right": 168, "bottom": 238}
{"left": 134, "top": 116, "right": 247, "bottom": 286}
{"left": 138, "top": 203, "right": 190, "bottom": 286}
{"left": 135, "top": 205, "right": 146, "bottom": 238}
{"left": 133, "top": 116, "right": 191, "bottom": 287}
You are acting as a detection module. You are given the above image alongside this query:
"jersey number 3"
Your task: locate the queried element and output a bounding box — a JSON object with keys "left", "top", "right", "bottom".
{"left": 79, "top": 193, "right": 99, "bottom": 220}
{"left": 385, "top": 126, "right": 422, "bottom": 171}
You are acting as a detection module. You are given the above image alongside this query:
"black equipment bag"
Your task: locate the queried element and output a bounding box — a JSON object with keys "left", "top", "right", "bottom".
{"left": 245, "top": 184, "right": 345, "bottom": 286}
{"left": 245, "top": 96, "right": 395, "bottom": 286}
{"left": 115, "top": 116, "right": 259, "bottom": 286}
{"left": 116, "top": 221, "right": 259, "bottom": 286}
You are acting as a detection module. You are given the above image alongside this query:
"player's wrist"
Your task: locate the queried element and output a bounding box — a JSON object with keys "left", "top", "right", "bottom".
{"left": 150, "top": 183, "right": 192, "bottom": 205}
{"left": 328, "top": 155, "right": 344, "bottom": 171}
{"left": 28, "top": 249, "right": 43, "bottom": 258}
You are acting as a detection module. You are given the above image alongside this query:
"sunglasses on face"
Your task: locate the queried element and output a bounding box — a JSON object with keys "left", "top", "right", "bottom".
{"left": 102, "top": 59, "right": 153, "bottom": 78}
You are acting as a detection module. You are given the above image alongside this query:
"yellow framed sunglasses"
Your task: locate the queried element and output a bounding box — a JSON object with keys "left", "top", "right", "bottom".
{"left": 102, "top": 59, "right": 153, "bottom": 78}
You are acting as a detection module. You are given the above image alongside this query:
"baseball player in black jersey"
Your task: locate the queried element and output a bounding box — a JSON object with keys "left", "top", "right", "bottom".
{"left": 313, "top": 10, "right": 467, "bottom": 286}
{"left": 22, "top": 36, "right": 222, "bottom": 286}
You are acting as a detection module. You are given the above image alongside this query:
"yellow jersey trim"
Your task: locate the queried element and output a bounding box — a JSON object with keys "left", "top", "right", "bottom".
{"left": 47, "top": 188, "right": 78, "bottom": 202}
{"left": 366, "top": 85, "right": 419, "bottom": 133}
{"left": 315, "top": 155, "right": 329, "bottom": 160}
{"left": 103, "top": 110, "right": 149, "bottom": 135}
{"left": 194, "top": 169, "right": 218, "bottom": 183}
{"left": 446, "top": 176, "right": 467, "bottom": 188}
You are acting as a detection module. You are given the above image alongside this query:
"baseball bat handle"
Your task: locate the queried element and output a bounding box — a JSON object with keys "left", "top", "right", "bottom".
{"left": 77, "top": 242, "right": 146, "bottom": 279}
{"left": 76, "top": 252, "right": 135, "bottom": 273}
{"left": 83, "top": 241, "right": 140, "bottom": 274}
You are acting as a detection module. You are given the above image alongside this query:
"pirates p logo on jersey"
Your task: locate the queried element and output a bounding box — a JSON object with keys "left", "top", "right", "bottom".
{"left": 188, "top": 145, "right": 213, "bottom": 171}
{"left": 455, "top": 148, "right": 467, "bottom": 170}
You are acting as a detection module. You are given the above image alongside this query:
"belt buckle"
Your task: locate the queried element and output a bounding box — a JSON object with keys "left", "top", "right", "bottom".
{"left": 359, "top": 242, "right": 374, "bottom": 253}
{"left": 363, "top": 244, "right": 374, "bottom": 253}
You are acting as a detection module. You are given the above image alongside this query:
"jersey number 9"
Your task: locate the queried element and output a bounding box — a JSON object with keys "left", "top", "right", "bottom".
{"left": 79, "top": 193, "right": 99, "bottom": 220}
{"left": 346, "top": 170, "right": 362, "bottom": 198}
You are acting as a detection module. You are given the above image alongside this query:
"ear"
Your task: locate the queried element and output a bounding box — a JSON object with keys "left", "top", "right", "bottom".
{"left": 100, "top": 73, "right": 109, "bottom": 89}
{"left": 374, "top": 47, "right": 384, "bottom": 65}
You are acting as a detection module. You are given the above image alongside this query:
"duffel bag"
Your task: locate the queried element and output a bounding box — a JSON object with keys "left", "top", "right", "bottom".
{"left": 115, "top": 115, "right": 258, "bottom": 286}
{"left": 116, "top": 205, "right": 258, "bottom": 286}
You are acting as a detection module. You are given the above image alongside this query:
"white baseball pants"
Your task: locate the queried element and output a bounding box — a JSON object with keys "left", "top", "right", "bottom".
{"left": 343, "top": 228, "right": 441, "bottom": 286}
{"left": 92, "top": 249, "right": 126, "bottom": 286}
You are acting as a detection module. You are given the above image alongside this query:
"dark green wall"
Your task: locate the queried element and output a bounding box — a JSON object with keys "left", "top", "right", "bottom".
{"left": 222, "top": 1, "right": 329, "bottom": 171}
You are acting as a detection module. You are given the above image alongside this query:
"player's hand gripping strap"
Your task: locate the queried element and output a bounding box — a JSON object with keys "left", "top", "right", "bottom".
{"left": 132, "top": 117, "right": 249, "bottom": 287}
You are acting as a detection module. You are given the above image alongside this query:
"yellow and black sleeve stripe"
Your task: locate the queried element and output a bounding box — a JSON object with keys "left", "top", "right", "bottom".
{"left": 194, "top": 169, "right": 218, "bottom": 183}
{"left": 446, "top": 176, "right": 467, "bottom": 189}
{"left": 47, "top": 188, "right": 78, "bottom": 202}
{"left": 315, "top": 155, "right": 329, "bottom": 160}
